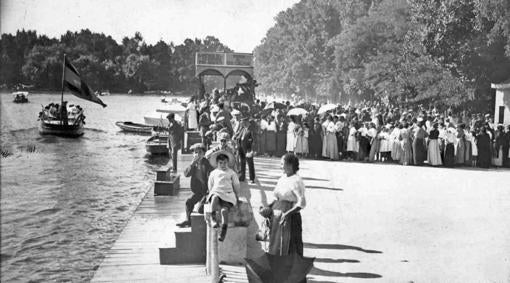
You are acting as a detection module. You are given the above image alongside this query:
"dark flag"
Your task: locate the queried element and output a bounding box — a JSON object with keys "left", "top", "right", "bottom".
{"left": 64, "top": 57, "right": 107, "bottom": 107}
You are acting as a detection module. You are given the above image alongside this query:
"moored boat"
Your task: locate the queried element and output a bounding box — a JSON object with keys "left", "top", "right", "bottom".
{"left": 143, "top": 100, "right": 186, "bottom": 127}
{"left": 13, "top": 91, "right": 29, "bottom": 103}
{"left": 115, "top": 121, "right": 153, "bottom": 134}
{"left": 146, "top": 135, "right": 169, "bottom": 155}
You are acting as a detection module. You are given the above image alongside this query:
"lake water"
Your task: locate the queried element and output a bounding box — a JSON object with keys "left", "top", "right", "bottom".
{"left": 0, "top": 92, "right": 186, "bottom": 282}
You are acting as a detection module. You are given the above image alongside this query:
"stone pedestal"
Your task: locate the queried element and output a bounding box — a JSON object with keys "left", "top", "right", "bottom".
{"left": 154, "top": 174, "right": 180, "bottom": 196}
{"left": 218, "top": 226, "right": 248, "bottom": 265}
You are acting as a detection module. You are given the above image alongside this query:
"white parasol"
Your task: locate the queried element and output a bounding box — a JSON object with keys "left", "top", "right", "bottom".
{"left": 317, "top": 104, "right": 337, "bottom": 115}
{"left": 286, "top": 107, "right": 308, "bottom": 116}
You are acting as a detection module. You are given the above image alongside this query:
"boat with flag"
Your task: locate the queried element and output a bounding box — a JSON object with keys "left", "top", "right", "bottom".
{"left": 38, "top": 55, "right": 106, "bottom": 137}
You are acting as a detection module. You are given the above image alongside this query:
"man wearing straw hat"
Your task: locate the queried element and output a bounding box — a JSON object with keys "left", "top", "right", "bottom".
{"left": 177, "top": 143, "right": 213, "bottom": 228}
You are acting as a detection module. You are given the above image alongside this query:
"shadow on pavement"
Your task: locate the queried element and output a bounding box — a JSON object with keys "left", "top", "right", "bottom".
{"left": 314, "top": 257, "right": 359, "bottom": 263}
{"left": 310, "top": 267, "right": 382, "bottom": 278}
{"left": 304, "top": 242, "right": 383, "bottom": 254}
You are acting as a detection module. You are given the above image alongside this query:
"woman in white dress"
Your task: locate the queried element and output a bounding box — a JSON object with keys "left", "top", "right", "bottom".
{"left": 323, "top": 116, "right": 338, "bottom": 160}
{"left": 261, "top": 153, "right": 306, "bottom": 256}
{"left": 286, "top": 116, "right": 297, "bottom": 152}
{"left": 187, "top": 99, "right": 198, "bottom": 130}
{"left": 346, "top": 122, "right": 358, "bottom": 160}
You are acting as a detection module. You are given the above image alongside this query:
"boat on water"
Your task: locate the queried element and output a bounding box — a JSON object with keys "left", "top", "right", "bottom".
{"left": 39, "top": 115, "right": 85, "bottom": 137}
{"left": 39, "top": 54, "right": 107, "bottom": 137}
{"left": 115, "top": 121, "right": 154, "bottom": 134}
{"left": 144, "top": 100, "right": 186, "bottom": 127}
{"left": 13, "top": 91, "right": 29, "bottom": 103}
{"left": 146, "top": 134, "right": 169, "bottom": 155}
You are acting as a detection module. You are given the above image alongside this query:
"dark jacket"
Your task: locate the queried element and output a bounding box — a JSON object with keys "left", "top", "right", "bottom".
{"left": 168, "top": 120, "right": 184, "bottom": 148}
{"left": 234, "top": 126, "right": 254, "bottom": 153}
{"left": 184, "top": 157, "right": 213, "bottom": 194}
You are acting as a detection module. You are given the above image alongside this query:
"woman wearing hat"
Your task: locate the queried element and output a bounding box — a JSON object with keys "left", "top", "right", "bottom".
{"left": 427, "top": 123, "right": 442, "bottom": 166}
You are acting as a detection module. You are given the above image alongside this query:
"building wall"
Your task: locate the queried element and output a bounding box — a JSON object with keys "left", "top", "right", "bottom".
{"left": 494, "top": 89, "right": 510, "bottom": 125}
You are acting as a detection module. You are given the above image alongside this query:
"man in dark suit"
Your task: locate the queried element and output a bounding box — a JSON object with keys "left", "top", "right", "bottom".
{"left": 177, "top": 143, "right": 213, "bottom": 227}
{"left": 233, "top": 116, "right": 255, "bottom": 183}
{"left": 167, "top": 113, "right": 184, "bottom": 173}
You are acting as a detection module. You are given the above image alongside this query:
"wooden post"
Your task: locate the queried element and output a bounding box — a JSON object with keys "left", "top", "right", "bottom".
{"left": 204, "top": 204, "right": 219, "bottom": 281}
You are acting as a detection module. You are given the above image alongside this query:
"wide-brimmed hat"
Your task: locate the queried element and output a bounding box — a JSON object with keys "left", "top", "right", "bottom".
{"left": 207, "top": 149, "right": 236, "bottom": 168}
{"left": 190, "top": 143, "right": 206, "bottom": 151}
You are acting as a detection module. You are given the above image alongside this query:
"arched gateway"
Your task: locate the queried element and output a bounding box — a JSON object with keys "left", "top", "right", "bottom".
{"left": 195, "top": 52, "right": 256, "bottom": 103}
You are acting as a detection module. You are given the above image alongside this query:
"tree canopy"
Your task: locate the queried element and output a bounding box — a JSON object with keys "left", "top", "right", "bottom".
{"left": 0, "top": 30, "right": 231, "bottom": 93}
{"left": 254, "top": 0, "right": 510, "bottom": 112}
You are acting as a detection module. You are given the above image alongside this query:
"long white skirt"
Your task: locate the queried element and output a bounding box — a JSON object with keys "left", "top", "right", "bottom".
{"left": 427, "top": 139, "right": 442, "bottom": 166}
{"left": 286, "top": 132, "right": 295, "bottom": 152}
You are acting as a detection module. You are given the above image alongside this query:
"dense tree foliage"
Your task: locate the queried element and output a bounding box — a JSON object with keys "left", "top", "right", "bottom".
{"left": 254, "top": 0, "right": 510, "bottom": 111}
{"left": 0, "top": 30, "right": 231, "bottom": 93}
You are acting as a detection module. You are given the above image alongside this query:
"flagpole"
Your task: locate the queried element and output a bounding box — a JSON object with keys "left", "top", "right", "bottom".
{"left": 60, "top": 54, "right": 66, "bottom": 125}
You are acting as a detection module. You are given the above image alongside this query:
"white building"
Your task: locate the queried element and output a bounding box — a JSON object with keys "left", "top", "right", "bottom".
{"left": 491, "top": 78, "right": 510, "bottom": 126}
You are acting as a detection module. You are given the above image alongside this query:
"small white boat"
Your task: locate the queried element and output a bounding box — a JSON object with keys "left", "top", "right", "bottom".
{"left": 143, "top": 101, "right": 186, "bottom": 127}
{"left": 115, "top": 121, "right": 153, "bottom": 134}
{"left": 146, "top": 135, "right": 169, "bottom": 155}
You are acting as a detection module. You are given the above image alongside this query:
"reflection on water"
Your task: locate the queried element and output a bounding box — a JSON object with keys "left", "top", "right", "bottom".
{"left": 0, "top": 93, "right": 186, "bottom": 282}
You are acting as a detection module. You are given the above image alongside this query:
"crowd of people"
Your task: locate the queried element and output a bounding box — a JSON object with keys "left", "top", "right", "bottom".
{"left": 181, "top": 90, "right": 510, "bottom": 170}
{"left": 39, "top": 101, "right": 85, "bottom": 125}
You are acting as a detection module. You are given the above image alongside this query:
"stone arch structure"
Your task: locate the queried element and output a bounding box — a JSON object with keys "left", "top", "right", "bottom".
{"left": 195, "top": 52, "right": 255, "bottom": 101}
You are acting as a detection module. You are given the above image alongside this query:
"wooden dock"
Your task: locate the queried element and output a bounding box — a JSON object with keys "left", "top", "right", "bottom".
{"left": 91, "top": 154, "right": 211, "bottom": 282}
{"left": 91, "top": 154, "right": 250, "bottom": 282}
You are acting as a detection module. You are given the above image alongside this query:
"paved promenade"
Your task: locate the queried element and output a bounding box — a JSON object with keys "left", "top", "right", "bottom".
{"left": 251, "top": 158, "right": 510, "bottom": 282}
{"left": 92, "top": 154, "right": 510, "bottom": 282}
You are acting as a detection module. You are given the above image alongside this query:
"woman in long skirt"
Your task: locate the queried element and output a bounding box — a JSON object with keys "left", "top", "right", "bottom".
{"left": 493, "top": 126, "right": 505, "bottom": 167}
{"left": 477, "top": 127, "right": 491, "bottom": 168}
{"left": 427, "top": 123, "right": 442, "bottom": 166}
{"left": 378, "top": 126, "right": 392, "bottom": 162}
{"left": 294, "top": 124, "right": 308, "bottom": 157}
{"left": 470, "top": 130, "right": 478, "bottom": 167}
{"left": 308, "top": 118, "right": 322, "bottom": 159}
{"left": 368, "top": 123, "right": 380, "bottom": 162}
{"left": 413, "top": 122, "right": 428, "bottom": 166}
{"left": 390, "top": 124, "right": 402, "bottom": 162}
{"left": 266, "top": 117, "right": 277, "bottom": 157}
{"left": 358, "top": 124, "right": 370, "bottom": 161}
{"left": 346, "top": 122, "right": 358, "bottom": 160}
{"left": 464, "top": 128, "right": 472, "bottom": 166}
{"left": 443, "top": 127, "right": 456, "bottom": 167}
{"left": 276, "top": 118, "right": 287, "bottom": 157}
{"left": 323, "top": 117, "right": 339, "bottom": 160}
{"left": 286, "top": 116, "right": 297, "bottom": 153}
{"left": 400, "top": 124, "right": 413, "bottom": 166}
{"left": 265, "top": 154, "right": 306, "bottom": 256}
{"left": 455, "top": 124, "right": 466, "bottom": 166}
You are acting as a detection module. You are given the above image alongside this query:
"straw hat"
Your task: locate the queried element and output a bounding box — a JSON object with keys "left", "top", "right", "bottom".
{"left": 190, "top": 143, "right": 206, "bottom": 151}
{"left": 207, "top": 149, "right": 236, "bottom": 168}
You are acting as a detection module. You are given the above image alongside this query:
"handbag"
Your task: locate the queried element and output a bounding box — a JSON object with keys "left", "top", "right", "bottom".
{"left": 255, "top": 218, "right": 271, "bottom": 241}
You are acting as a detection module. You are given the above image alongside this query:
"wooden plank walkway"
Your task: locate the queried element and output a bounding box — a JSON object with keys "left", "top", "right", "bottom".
{"left": 91, "top": 154, "right": 252, "bottom": 283}
{"left": 91, "top": 154, "right": 212, "bottom": 283}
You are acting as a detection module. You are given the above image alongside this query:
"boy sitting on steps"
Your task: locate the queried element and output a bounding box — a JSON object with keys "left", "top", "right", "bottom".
{"left": 207, "top": 151, "right": 240, "bottom": 241}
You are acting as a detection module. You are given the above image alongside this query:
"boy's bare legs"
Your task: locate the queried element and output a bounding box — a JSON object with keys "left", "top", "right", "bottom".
{"left": 210, "top": 195, "right": 220, "bottom": 228}
{"left": 218, "top": 207, "right": 229, "bottom": 241}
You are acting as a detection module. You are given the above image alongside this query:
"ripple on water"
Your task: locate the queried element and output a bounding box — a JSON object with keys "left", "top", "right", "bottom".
{"left": 1, "top": 93, "right": 174, "bottom": 282}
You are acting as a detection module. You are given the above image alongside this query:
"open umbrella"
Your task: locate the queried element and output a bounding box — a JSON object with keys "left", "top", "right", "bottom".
{"left": 286, "top": 107, "right": 307, "bottom": 116}
{"left": 245, "top": 253, "right": 315, "bottom": 283}
{"left": 264, "top": 102, "right": 286, "bottom": 110}
{"left": 317, "top": 104, "right": 337, "bottom": 115}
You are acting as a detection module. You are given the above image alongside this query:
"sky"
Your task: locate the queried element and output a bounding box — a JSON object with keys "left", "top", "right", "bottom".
{"left": 0, "top": 0, "right": 299, "bottom": 52}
